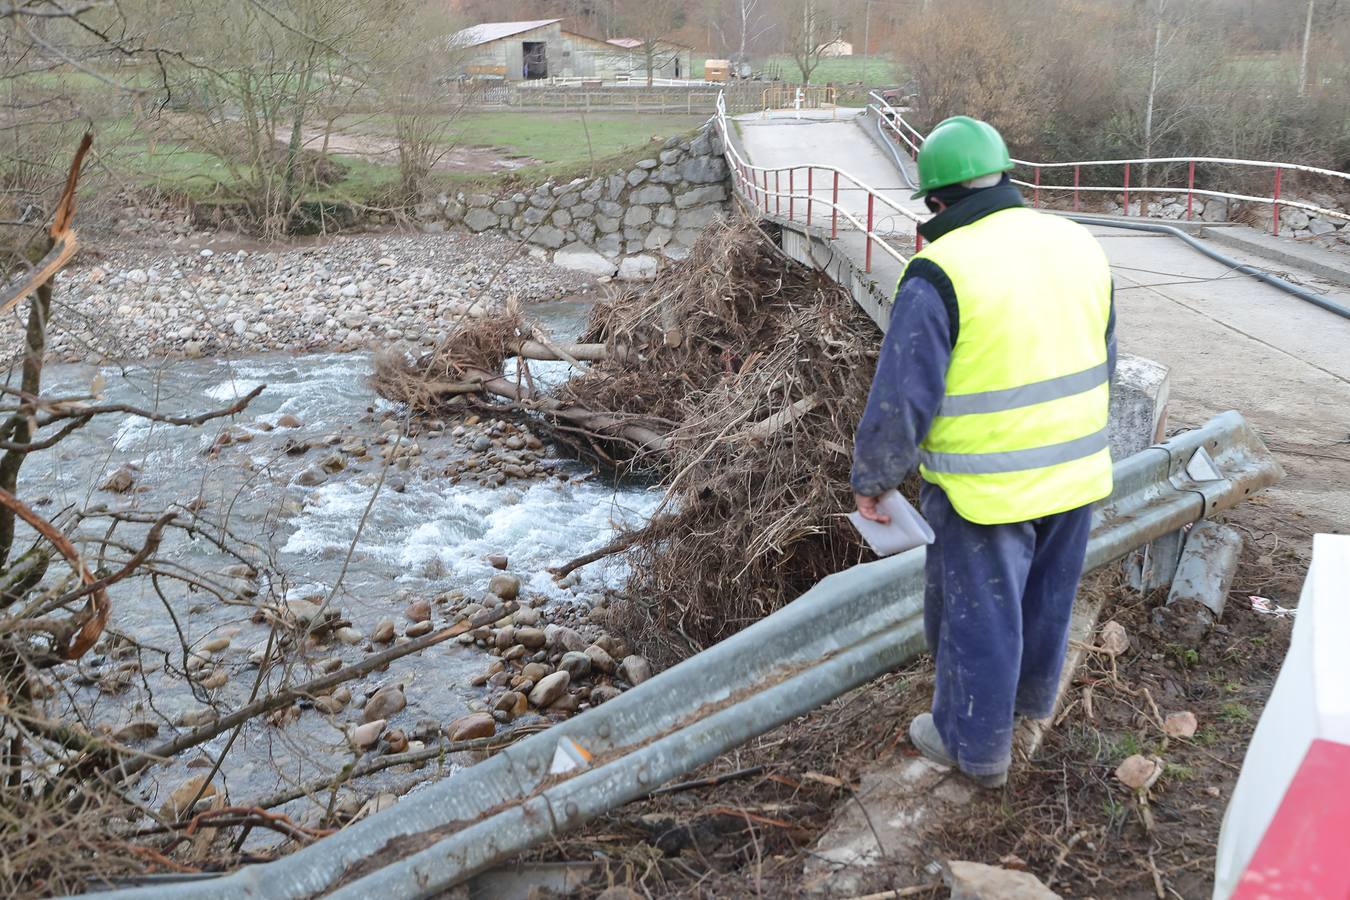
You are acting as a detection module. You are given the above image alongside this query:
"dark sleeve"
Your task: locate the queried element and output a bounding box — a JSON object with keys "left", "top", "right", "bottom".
{"left": 1106, "top": 281, "right": 1118, "bottom": 379}
{"left": 850, "top": 271, "right": 953, "bottom": 497}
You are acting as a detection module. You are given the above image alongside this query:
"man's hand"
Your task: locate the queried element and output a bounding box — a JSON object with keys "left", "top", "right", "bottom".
{"left": 854, "top": 492, "right": 891, "bottom": 524}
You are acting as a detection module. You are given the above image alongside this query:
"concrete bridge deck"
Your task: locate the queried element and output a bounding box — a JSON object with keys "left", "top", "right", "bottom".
{"left": 735, "top": 107, "right": 1350, "bottom": 533}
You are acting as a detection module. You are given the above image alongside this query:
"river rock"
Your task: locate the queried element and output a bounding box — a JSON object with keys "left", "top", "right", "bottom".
{"left": 590, "top": 684, "right": 621, "bottom": 705}
{"left": 406, "top": 620, "right": 433, "bottom": 638}
{"left": 201, "top": 636, "right": 230, "bottom": 653}
{"left": 546, "top": 624, "right": 587, "bottom": 652}
{"left": 559, "top": 651, "right": 592, "bottom": 680}
{"left": 487, "top": 574, "right": 521, "bottom": 602}
{"left": 521, "top": 661, "right": 552, "bottom": 682}
{"left": 620, "top": 655, "right": 652, "bottom": 685}
{"left": 336, "top": 626, "right": 363, "bottom": 645}
{"left": 584, "top": 644, "right": 616, "bottom": 674}
{"left": 405, "top": 598, "right": 431, "bottom": 622}
{"left": 113, "top": 721, "right": 160, "bottom": 743}
{"left": 101, "top": 466, "right": 137, "bottom": 493}
{"left": 486, "top": 553, "right": 509, "bottom": 569}
{"left": 314, "top": 693, "right": 347, "bottom": 714}
{"left": 276, "top": 413, "right": 303, "bottom": 428}
{"left": 516, "top": 626, "right": 546, "bottom": 649}
{"left": 200, "top": 669, "right": 229, "bottom": 690}
{"left": 494, "top": 626, "right": 516, "bottom": 649}
{"left": 529, "top": 671, "right": 570, "bottom": 707}
{"left": 371, "top": 618, "right": 396, "bottom": 643}
{"left": 383, "top": 728, "right": 409, "bottom": 753}
{"left": 295, "top": 466, "right": 327, "bottom": 487}
{"left": 945, "top": 861, "right": 1061, "bottom": 900}
{"left": 160, "top": 775, "right": 217, "bottom": 819}
{"left": 512, "top": 606, "right": 541, "bottom": 626}
{"left": 362, "top": 684, "right": 406, "bottom": 723}
{"left": 350, "top": 719, "right": 386, "bottom": 750}
{"left": 448, "top": 711, "right": 496, "bottom": 741}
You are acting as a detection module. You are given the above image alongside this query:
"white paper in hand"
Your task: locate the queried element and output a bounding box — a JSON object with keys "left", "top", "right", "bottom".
{"left": 847, "top": 489, "right": 935, "bottom": 557}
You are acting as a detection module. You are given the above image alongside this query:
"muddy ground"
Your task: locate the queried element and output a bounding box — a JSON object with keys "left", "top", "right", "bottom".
{"left": 495, "top": 492, "right": 1306, "bottom": 900}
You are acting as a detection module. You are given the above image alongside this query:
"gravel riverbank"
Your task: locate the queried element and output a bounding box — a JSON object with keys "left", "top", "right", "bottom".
{"left": 28, "top": 231, "right": 597, "bottom": 364}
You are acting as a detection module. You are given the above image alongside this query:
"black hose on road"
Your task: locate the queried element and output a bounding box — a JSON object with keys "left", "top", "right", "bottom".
{"left": 1067, "top": 215, "right": 1350, "bottom": 321}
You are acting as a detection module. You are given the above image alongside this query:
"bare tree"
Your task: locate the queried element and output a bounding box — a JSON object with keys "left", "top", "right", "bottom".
{"left": 615, "top": 0, "right": 687, "bottom": 86}
{"left": 781, "top": 0, "right": 836, "bottom": 84}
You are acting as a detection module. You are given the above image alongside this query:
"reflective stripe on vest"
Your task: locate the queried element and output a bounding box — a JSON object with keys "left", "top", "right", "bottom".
{"left": 919, "top": 426, "right": 1109, "bottom": 475}
{"left": 906, "top": 206, "right": 1114, "bottom": 525}
{"left": 938, "top": 361, "right": 1110, "bottom": 417}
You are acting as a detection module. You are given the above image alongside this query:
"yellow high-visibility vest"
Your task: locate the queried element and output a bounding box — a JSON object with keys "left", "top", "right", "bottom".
{"left": 905, "top": 206, "right": 1114, "bottom": 525}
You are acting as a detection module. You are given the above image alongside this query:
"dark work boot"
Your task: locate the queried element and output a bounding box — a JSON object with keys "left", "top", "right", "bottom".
{"left": 908, "top": 713, "right": 1008, "bottom": 789}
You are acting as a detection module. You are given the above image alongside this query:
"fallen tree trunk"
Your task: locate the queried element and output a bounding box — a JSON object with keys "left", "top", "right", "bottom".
{"left": 468, "top": 367, "right": 671, "bottom": 454}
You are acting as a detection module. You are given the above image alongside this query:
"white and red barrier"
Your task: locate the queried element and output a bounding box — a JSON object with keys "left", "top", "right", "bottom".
{"left": 868, "top": 92, "right": 1350, "bottom": 236}
{"left": 1213, "top": 533, "right": 1350, "bottom": 898}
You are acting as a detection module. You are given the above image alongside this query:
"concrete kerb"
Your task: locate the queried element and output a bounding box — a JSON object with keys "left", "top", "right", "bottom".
{"left": 1199, "top": 223, "right": 1350, "bottom": 288}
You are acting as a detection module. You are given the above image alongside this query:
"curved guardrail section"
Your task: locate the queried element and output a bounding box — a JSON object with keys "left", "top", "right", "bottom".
{"left": 76, "top": 411, "right": 1282, "bottom": 900}
{"left": 714, "top": 92, "right": 923, "bottom": 272}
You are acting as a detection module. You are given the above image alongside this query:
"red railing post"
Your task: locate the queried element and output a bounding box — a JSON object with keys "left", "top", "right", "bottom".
{"left": 866, "top": 192, "right": 875, "bottom": 273}
{"left": 1186, "top": 160, "right": 1195, "bottom": 220}
{"left": 1033, "top": 166, "right": 1041, "bottom": 208}
{"left": 831, "top": 172, "right": 839, "bottom": 239}
{"left": 1073, "top": 165, "right": 1080, "bottom": 212}
{"left": 915, "top": 232, "right": 923, "bottom": 253}
{"left": 1272, "top": 166, "right": 1282, "bottom": 235}
{"left": 789, "top": 168, "right": 795, "bottom": 221}
{"left": 807, "top": 168, "right": 814, "bottom": 226}
{"left": 1123, "top": 163, "right": 1131, "bottom": 216}
{"left": 775, "top": 170, "right": 781, "bottom": 216}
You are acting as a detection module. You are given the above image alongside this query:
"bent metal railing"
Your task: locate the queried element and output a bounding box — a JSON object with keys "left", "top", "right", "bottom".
{"left": 716, "top": 91, "right": 924, "bottom": 273}
{"left": 868, "top": 91, "right": 1350, "bottom": 236}
{"left": 81, "top": 412, "right": 1283, "bottom": 900}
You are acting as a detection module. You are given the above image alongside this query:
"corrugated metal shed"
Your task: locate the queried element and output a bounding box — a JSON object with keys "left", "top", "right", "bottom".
{"left": 454, "top": 19, "right": 561, "bottom": 48}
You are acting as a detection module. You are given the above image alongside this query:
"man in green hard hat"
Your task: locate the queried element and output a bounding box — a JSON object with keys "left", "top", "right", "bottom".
{"left": 850, "top": 115, "right": 1117, "bottom": 787}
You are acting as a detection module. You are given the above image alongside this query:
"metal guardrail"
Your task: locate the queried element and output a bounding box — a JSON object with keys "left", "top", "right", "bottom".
{"left": 79, "top": 411, "right": 1282, "bottom": 900}
{"left": 716, "top": 92, "right": 923, "bottom": 272}
{"left": 868, "top": 91, "right": 1350, "bottom": 234}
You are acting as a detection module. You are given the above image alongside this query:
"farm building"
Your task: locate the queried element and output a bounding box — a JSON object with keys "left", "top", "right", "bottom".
{"left": 449, "top": 19, "right": 694, "bottom": 82}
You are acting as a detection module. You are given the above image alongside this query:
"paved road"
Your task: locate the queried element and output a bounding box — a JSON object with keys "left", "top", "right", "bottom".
{"left": 736, "top": 108, "right": 1350, "bottom": 532}
{"left": 734, "top": 109, "right": 925, "bottom": 238}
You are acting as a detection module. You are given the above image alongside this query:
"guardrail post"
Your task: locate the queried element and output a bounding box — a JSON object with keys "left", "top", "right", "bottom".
{"left": 789, "top": 169, "right": 795, "bottom": 221}
{"left": 1123, "top": 163, "right": 1131, "bottom": 216}
{"left": 807, "top": 168, "right": 813, "bottom": 226}
{"left": 775, "top": 170, "right": 781, "bottom": 216}
{"left": 831, "top": 172, "right": 839, "bottom": 239}
{"left": 915, "top": 232, "right": 923, "bottom": 253}
{"left": 866, "top": 193, "right": 874, "bottom": 273}
{"left": 1033, "top": 167, "right": 1041, "bottom": 208}
{"left": 1187, "top": 160, "right": 1195, "bottom": 220}
{"left": 1073, "top": 165, "right": 1080, "bottom": 212}
{"left": 1272, "top": 166, "right": 1282, "bottom": 235}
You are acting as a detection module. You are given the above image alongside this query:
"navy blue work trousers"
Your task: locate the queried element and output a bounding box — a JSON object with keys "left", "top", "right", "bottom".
{"left": 919, "top": 481, "right": 1094, "bottom": 776}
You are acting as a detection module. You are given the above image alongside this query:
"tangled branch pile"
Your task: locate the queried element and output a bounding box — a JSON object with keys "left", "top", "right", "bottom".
{"left": 377, "top": 219, "right": 886, "bottom": 662}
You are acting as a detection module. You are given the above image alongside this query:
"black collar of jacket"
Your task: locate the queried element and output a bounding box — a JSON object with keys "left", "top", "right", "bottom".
{"left": 917, "top": 182, "right": 1025, "bottom": 244}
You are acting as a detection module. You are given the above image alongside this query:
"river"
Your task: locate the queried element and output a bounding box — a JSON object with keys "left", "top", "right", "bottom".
{"left": 25, "top": 298, "right": 658, "bottom": 821}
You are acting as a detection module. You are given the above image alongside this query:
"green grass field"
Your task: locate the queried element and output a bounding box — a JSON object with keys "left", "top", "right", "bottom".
{"left": 691, "top": 55, "right": 901, "bottom": 85}
{"left": 444, "top": 111, "right": 709, "bottom": 163}
{"left": 99, "top": 110, "right": 709, "bottom": 206}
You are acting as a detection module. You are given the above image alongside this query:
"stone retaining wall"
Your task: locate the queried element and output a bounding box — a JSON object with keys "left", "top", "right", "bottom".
{"left": 414, "top": 122, "right": 732, "bottom": 280}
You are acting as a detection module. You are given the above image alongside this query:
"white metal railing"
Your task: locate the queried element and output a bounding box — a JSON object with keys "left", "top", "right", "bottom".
{"left": 868, "top": 91, "right": 1350, "bottom": 233}
{"left": 716, "top": 92, "right": 923, "bottom": 273}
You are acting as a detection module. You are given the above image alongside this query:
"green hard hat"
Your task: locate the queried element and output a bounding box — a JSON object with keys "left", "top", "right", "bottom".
{"left": 912, "top": 115, "right": 1014, "bottom": 199}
